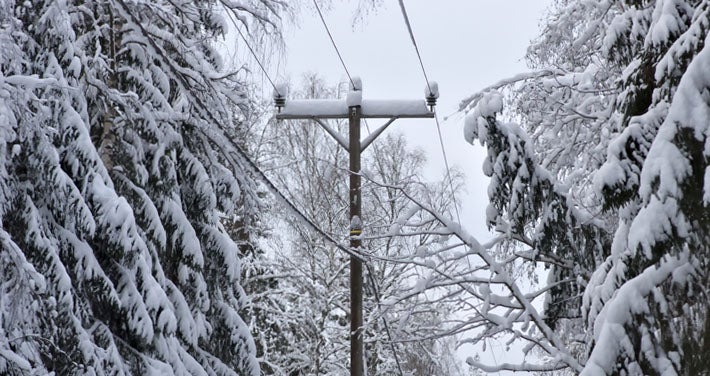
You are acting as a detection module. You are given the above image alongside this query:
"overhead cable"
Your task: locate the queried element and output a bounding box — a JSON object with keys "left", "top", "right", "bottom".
{"left": 397, "top": 0, "right": 432, "bottom": 94}
{"left": 227, "top": 11, "right": 282, "bottom": 97}
{"left": 312, "top": 0, "right": 356, "bottom": 88}
{"left": 396, "top": 0, "right": 462, "bottom": 225}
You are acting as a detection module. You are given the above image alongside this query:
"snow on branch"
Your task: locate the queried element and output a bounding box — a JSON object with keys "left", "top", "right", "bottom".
{"left": 358, "top": 171, "right": 585, "bottom": 373}
{"left": 457, "top": 69, "right": 562, "bottom": 113}
{"left": 581, "top": 252, "right": 695, "bottom": 375}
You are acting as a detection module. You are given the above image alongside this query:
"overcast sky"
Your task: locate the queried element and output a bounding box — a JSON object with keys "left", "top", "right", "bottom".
{"left": 276, "top": 1, "right": 551, "bottom": 243}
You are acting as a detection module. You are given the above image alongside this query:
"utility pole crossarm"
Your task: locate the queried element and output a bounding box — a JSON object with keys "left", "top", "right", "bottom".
{"left": 275, "top": 99, "right": 434, "bottom": 119}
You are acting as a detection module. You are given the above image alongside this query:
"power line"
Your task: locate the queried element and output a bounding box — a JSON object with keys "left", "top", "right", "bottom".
{"left": 396, "top": 0, "right": 462, "bottom": 225}
{"left": 395, "top": 8, "right": 495, "bottom": 371}
{"left": 227, "top": 10, "right": 282, "bottom": 97}
{"left": 434, "top": 112, "right": 462, "bottom": 224}
{"left": 226, "top": 7, "right": 368, "bottom": 262}
{"left": 397, "top": 0, "right": 432, "bottom": 94}
{"left": 226, "top": 7, "right": 360, "bottom": 256}
{"left": 224, "top": 20, "right": 359, "bottom": 258}
{"left": 224, "top": 129, "right": 366, "bottom": 262}
{"left": 117, "top": 4, "right": 394, "bottom": 374}
{"left": 312, "top": 0, "right": 355, "bottom": 87}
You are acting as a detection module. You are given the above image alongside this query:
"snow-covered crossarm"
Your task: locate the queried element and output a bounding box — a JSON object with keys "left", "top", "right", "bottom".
{"left": 276, "top": 99, "right": 434, "bottom": 119}
{"left": 276, "top": 99, "right": 347, "bottom": 118}
{"left": 361, "top": 99, "right": 433, "bottom": 118}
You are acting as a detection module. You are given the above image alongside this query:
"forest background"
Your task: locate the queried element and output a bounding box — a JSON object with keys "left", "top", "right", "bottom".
{"left": 0, "top": 0, "right": 708, "bottom": 375}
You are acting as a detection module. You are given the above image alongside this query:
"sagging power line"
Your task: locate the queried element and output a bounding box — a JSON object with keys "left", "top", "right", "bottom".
{"left": 396, "top": 0, "right": 463, "bottom": 226}
{"left": 226, "top": 10, "right": 282, "bottom": 97}
{"left": 312, "top": 0, "right": 355, "bottom": 88}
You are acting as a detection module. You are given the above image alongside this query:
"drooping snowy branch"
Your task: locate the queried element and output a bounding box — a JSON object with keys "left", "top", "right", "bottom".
{"left": 457, "top": 1, "right": 710, "bottom": 374}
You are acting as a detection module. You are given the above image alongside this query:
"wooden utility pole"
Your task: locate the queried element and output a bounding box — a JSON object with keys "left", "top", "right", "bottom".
{"left": 274, "top": 79, "right": 436, "bottom": 376}
{"left": 347, "top": 104, "right": 364, "bottom": 374}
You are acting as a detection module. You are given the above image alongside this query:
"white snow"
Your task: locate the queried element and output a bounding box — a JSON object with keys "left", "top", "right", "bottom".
{"left": 477, "top": 92, "right": 504, "bottom": 118}
{"left": 279, "top": 98, "right": 431, "bottom": 117}
{"left": 346, "top": 87, "right": 362, "bottom": 107}
{"left": 350, "top": 76, "right": 362, "bottom": 91}
{"left": 274, "top": 83, "right": 289, "bottom": 99}
{"left": 425, "top": 81, "right": 439, "bottom": 99}
{"left": 350, "top": 215, "right": 363, "bottom": 230}
{"left": 646, "top": 0, "right": 685, "bottom": 48}
{"left": 631, "top": 33, "right": 710, "bottom": 255}
{"left": 279, "top": 99, "right": 348, "bottom": 117}
{"left": 581, "top": 253, "right": 694, "bottom": 375}
{"left": 2, "top": 74, "right": 57, "bottom": 88}
{"left": 361, "top": 99, "right": 430, "bottom": 116}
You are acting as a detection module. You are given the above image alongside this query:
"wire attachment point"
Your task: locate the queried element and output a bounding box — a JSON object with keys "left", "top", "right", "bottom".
{"left": 274, "top": 83, "right": 288, "bottom": 112}
{"left": 425, "top": 81, "right": 439, "bottom": 111}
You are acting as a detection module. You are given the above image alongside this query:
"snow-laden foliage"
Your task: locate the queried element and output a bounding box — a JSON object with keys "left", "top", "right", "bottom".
{"left": 459, "top": 0, "right": 710, "bottom": 374}
{"left": 0, "top": 0, "right": 284, "bottom": 374}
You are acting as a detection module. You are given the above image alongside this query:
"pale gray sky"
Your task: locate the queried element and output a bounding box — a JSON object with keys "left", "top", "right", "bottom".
{"left": 278, "top": 1, "right": 551, "bottom": 242}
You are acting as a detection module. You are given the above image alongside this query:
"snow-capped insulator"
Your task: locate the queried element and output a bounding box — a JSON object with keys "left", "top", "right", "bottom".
{"left": 425, "top": 81, "right": 439, "bottom": 111}
{"left": 350, "top": 76, "right": 363, "bottom": 91}
{"left": 274, "top": 96, "right": 286, "bottom": 111}
{"left": 347, "top": 76, "right": 363, "bottom": 107}
{"left": 273, "top": 83, "right": 288, "bottom": 112}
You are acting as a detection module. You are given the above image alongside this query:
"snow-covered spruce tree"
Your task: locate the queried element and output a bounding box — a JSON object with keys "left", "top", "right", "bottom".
{"left": 0, "top": 0, "right": 284, "bottom": 374}
{"left": 460, "top": 0, "right": 710, "bottom": 374}
{"left": 221, "top": 192, "right": 298, "bottom": 376}
{"left": 254, "top": 75, "right": 464, "bottom": 375}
